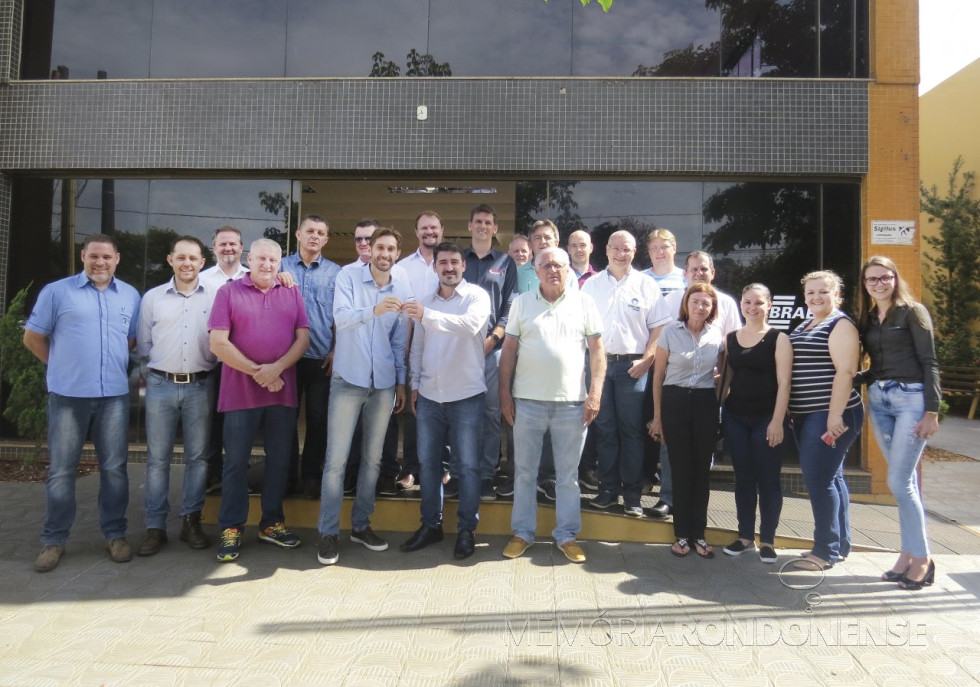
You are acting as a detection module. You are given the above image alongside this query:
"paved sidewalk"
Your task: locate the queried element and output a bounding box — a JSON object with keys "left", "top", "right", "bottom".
{"left": 1, "top": 463, "right": 979, "bottom": 686}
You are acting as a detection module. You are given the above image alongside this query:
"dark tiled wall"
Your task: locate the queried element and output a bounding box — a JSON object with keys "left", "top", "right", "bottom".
{"left": 0, "top": 78, "right": 868, "bottom": 175}
{"left": 0, "top": 0, "right": 19, "bottom": 83}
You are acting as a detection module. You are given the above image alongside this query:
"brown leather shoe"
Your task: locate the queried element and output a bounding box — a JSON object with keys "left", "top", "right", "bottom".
{"left": 35, "top": 545, "right": 65, "bottom": 572}
{"left": 106, "top": 537, "right": 133, "bottom": 563}
{"left": 179, "top": 512, "right": 210, "bottom": 549}
{"left": 137, "top": 530, "right": 167, "bottom": 557}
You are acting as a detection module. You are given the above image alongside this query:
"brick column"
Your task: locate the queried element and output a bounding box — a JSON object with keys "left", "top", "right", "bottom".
{"left": 862, "top": 0, "right": 920, "bottom": 494}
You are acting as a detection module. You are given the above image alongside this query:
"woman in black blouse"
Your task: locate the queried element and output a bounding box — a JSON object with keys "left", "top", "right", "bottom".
{"left": 857, "top": 256, "right": 940, "bottom": 590}
{"left": 720, "top": 284, "right": 792, "bottom": 564}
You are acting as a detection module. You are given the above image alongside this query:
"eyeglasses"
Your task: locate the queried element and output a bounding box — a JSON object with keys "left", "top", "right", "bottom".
{"left": 649, "top": 244, "right": 673, "bottom": 254}
{"left": 864, "top": 274, "right": 895, "bottom": 286}
{"left": 354, "top": 236, "right": 372, "bottom": 244}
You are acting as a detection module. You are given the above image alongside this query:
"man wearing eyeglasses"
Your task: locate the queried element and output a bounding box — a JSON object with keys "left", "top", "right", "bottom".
{"left": 583, "top": 231, "right": 671, "bottom": 518}
{"left": 643, "top": 228, "right": 686, "bottom": 297}
{"left": 500, "top": 247, "right": 605, "bottom": 564}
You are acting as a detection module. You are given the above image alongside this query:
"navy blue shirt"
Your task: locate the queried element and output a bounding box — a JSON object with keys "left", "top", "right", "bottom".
{"left": 462, "top": 247, "right": 516, "bottom": 348}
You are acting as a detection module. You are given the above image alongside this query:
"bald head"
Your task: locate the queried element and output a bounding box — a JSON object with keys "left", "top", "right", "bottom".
{"left": 567, "top": 229, "right": 593, "bottom": 273}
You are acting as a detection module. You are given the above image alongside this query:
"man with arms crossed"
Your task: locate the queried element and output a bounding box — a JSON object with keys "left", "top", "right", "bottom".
{"left": 500, "top": 247, "right": 605, "bottom": 564}
{"left": 209, "top": 239, "right": 310, "bottom": 562}
{"left": 400, "top": 242, "right": 491, "bottom": 559}
{"left": 25, "top": 234, "right": 141, "bottom": 572}
{"left": 317, "top": 227, "right": 412, "bottom": 566}
{"left": 136, "top": 235, "right": 217, "bottom": 556}
{"left": 583, "top": 231, "right": 670, "bottom": 517}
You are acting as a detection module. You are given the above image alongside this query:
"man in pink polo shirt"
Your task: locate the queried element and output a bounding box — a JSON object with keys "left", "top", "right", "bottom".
{"left": 208, "top": 238, "right": 310, "bottom": 563}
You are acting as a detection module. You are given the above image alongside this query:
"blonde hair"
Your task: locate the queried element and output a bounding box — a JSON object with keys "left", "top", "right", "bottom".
{"left": 801, "top": 270, "right": 843, "bottom": 307}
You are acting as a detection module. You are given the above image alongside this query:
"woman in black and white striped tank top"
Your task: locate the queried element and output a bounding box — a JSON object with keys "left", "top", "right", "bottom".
{"left": 788, "top": 270, "right": 864, "bottom": 570}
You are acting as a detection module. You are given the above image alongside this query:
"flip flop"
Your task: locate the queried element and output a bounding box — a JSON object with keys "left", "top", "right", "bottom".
{"left": 671, "top": 538, "right": 690, "bottom": 557}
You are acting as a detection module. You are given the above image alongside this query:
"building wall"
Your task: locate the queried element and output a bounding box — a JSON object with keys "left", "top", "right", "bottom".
{"left": 0, "top": 79, "right": 868, "bottom": 176}
{"left": 919, "top": 57, "right": 980, "bottom": 312}
{"left": 862, "top": 0, "right": 920, "bottom": 493}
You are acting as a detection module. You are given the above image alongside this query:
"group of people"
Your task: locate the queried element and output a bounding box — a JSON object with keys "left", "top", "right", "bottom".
{"left": 23, "top": 207, "right": 939, "bottom": 590}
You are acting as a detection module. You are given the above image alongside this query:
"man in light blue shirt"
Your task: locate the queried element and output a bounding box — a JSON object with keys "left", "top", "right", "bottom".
{"left": 281, "top": 214, "right": 341, "bottom": 499}
{"left": 24, "top": 234, "right": 141, "bottom": 573}
{"left": 317, "top": 227, "right": 412, "bottom": 566}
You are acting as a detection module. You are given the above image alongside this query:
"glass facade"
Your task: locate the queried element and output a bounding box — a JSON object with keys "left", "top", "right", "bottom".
{"left": 21, "top": 0, "right": 868, "bottom": 80}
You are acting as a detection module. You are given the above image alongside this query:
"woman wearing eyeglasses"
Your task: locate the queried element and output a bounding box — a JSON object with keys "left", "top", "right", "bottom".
{"left": 856, "top": 256, "right": 940, "bottom": 590}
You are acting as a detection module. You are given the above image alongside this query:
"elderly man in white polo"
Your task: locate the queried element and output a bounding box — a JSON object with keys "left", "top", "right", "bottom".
{"left": 499, "top": 246, "right": 606, "bottom": 564}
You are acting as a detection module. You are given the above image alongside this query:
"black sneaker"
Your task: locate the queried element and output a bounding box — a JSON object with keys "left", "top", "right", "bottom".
{"left": 351, "top": 527, "right": 389, "bottom": 552}
{"left": 537, "top": 480, "right": 557, "bottom": 501}
{"left": 443, "top": 477, "right": 459, "bottom": 499}
{"left": 343, "top": 474, "right": 357, "bottom": 496}
{"left": 376, "top": 474, "right": 399, "bottom": 496}
{"left": 578, "top": 470, "right": 600, "bottom": 491}
{"left": 723, "top": 539, "right": 756, "bottom": 556}
{"left": 480, "top": 478, "right": 497, "bottom": 501}
{"left": 495, "top": 478, "right": 515, "bottom": 497}
{"left": 317, "top": 534, "right": 339, "bottom": 565}
{"left": 623, "top": 505, "right": 645, "bottom": 518}
{"left": 759, "top": 544, "right": 778, "bottom": 564}
{"left": 589, "top": 491, "right": 618, "bottom": 509}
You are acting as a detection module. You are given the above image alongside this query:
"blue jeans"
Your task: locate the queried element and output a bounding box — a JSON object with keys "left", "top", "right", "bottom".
{"left": 318, "top": 376, "right": 395, "bottom": 536}
{"left": 218, "top": 405, "right": 296, "bottom": 531}
{"left": 478, "top": 348, "right": 503, "bottom": 480}
{"left": 42, "top": 393, "right": 129, "bottom": 546}
{"left": 144, "top": 373, "right": 214, "bottom": 529}
{"left": 416, "top": 392, "right": 484, "bottom": 531}
{"left": 792, "top": 405, "right": 864, "bottom": 563}
{"left": 595, "top": 359, "right": 648, "bottom": 507}
{"left": 868, "top": 382, "right": 931, "bottom": 557}
{"left": 722, "top": 410, "right": 784, "bottom": 543}
{"left": 511, "top": 399, "right": 587, "bottom": 545}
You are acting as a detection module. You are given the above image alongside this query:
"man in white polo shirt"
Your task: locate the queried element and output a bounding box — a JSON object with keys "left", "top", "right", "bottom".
{"left": 499, "top": 247, "right": 606, "bottom": 564}
{"left": 583, "top": 230, "right": 671, "bottom": 518}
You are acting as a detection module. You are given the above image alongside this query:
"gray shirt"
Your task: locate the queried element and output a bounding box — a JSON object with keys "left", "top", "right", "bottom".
{"left": 660, "top": 320, "right": 725, "bottom": 389}
{"left": 138, "top": 278, "right": 218, "bottom": 374}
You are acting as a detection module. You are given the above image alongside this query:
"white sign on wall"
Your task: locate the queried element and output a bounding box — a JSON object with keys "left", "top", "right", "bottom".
{"left": 871, "top": 220, "right": 916, "bottom": 245}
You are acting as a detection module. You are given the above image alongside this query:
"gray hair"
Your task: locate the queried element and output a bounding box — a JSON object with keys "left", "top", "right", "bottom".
{"left": 249, "top": 238, "right": 283, "bottom": 256}
{"left": 535, "top": 246, "right": 570, "bottom": 268}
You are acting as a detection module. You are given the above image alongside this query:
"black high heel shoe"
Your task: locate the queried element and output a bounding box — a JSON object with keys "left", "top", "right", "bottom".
{"left": 898, "top": 560, "right": 935, "bottom": 591}
{"left": 881, "top": 566, "right": 909, "bottom": 582}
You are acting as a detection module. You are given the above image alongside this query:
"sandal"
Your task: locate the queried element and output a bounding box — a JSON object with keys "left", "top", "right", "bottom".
{"left": 670, "top": 538, "right": 690, "bottom": 557}
{"left": 795, "top": 553, "right": 833, "bottom": 570}
{"left": 694, "top": 539, "right": 714, "bottom": 559}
